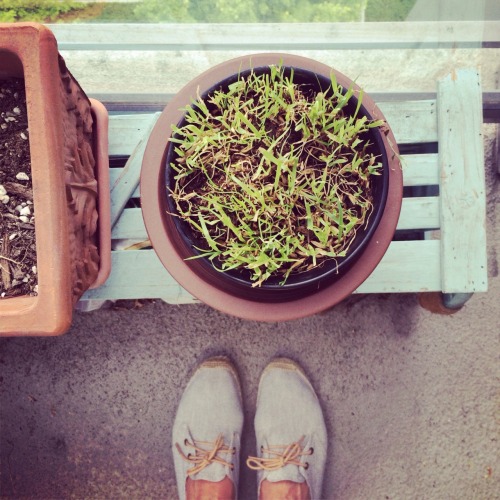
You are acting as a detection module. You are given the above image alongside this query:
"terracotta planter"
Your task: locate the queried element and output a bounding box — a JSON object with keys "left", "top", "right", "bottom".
{"left": 0, "top": 23, "right": 110, "bottom": 336}
{"left": 141, "top": 53, "right": 403, "bottom": 321}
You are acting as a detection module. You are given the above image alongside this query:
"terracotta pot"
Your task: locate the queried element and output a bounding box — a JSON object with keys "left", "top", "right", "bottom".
{"left": 141, "top": 53, "right": 403, "bottom": 321}
{"left": 0, "top": 23, "right": 111, "bottom": 336}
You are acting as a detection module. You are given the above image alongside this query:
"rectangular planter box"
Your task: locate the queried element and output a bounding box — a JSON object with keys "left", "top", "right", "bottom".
{"left": 0, "top": 23, "right": 110, "bottom": 336}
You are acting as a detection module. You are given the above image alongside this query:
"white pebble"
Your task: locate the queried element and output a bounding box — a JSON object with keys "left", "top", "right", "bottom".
{"left": 14, "top": 205, "right": 22, "bottom": 212}
{"left": 32, "top": 266, "right": 37, "bottom": 274}
{"left": 26, "top": 200, "right": 33, "bottom": 205}
{"left": 9, "top": 233, "right": 17, "bottom": 241}
{"left": 33, "top": 285, "right": 38, "bottom": 294}
{"left": 19, "top": 215, "right": 29, "bottom": 223}
{"left": 0, "top": 184, "right": 6, "bottom": 196}
{"left": 20, "top": 132, "right": 27, "bottom": 140}
{"left": 22, "top": 277, "right": 29, "bottom": 283}
{"left": 0, "top": 194, "right": 9, "bottom": 204}
{"left": 0, "top": 123, "right": 6, "bottom": 130}
{"left": 13, "top": 107, "right": 21, "bottom": 115}
{"left": 20, "top": 206, "right": 31, "bottom": 216}
{"left": 16, "top": 172, "right": 29, "bottom": 181}
{"left": 1, "top": 292, "right": 5, "bottom": 298}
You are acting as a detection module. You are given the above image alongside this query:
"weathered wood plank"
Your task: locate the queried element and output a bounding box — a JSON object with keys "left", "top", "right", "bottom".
{"left": 81, "top": 240, "right": 441, "bottom": 301}
{"left": 49, "top": 22, "right": 499, "bottom": 50}
{"left": 110, "top": 196, "right": 440, "bottom": 241}
{"left": 81, "top": 249, "right": 197, "bottom": 303}
{"left": 110, "top": 169, "right": 140, "bottom": 198}
{"left": 108, "top": 101, "right": 438, "bottom": 159}
{"left": 108, "top": 153, "right": 440, "bottom": 195}
{"left": 355, "top": 240, "right": 441, "bottom": 293}
{"left": 401, "top": 154, "right": 439, "bottom": 186}
{"left": 108, "top": 114, "right": 158, "bottom": 156}
{"left": 110, "top": 113, "right": 160, "bottom": 226}
{"left": 111, "top": 208, "right": 146, "bottom": 239}
{"left": 378, "top": 101, "right": 437, "bottom": 144}
{"left": 397, "top": 197, "right": 439, "bottom": 231}
{"left": 437, "top": 69, "right": 488, "bottom": 293}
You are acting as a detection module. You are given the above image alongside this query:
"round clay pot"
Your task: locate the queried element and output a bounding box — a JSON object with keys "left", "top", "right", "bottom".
{"left": 141, "top": 53, "right": 403, "bottom": 321}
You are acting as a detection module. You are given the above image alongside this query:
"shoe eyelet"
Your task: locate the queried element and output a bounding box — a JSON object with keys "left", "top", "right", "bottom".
{"left": 309, "top": 447, "right": 314, "bottom": 454}
{"left": 232, "top": 447, "right": 236, "bottom": 454}
{"left": 187, "top": 453, "right": 192, "bottom": 459}
{"left": 260, "top": 445, "right": 264, "bottom": 453}
{"left": 304, "top": 462, "right": 309, "bottom": 470}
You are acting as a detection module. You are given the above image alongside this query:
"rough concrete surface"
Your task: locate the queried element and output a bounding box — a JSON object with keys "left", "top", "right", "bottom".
{"left": 1, "top": 279, "right": 499, "bottom": 499}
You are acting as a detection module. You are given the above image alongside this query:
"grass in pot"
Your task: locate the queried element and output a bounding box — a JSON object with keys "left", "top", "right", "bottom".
{"left": 166, "top": 64, "right": 388, "bottom": 301}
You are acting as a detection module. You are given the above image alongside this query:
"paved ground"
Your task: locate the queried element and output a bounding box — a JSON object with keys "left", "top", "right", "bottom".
{"left": 1, "top": 277, "right": 499, "bottom": 499}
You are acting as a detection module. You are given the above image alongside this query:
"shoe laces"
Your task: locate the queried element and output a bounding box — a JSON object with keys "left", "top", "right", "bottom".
{"left": 246, "top": 435, "right": 313, "bottom": 471}
{"left": 175, "top": 434, "right": 236, "bottom": 476}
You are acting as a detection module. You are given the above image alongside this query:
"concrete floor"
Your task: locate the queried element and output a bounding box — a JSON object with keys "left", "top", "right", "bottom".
{"left": 1, "top": 279, "right": 499, "bottom": 499}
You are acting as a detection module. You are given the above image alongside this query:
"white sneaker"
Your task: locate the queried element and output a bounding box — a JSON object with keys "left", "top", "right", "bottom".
{"left": 247, "top": 358, "right": 327, "bottom": 500}
{"left": 172, "top": 356, "right": 244, "bottom": 500}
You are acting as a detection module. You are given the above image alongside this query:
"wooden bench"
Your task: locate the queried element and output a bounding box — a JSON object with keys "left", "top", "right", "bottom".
{"left": 74, "top": 68, "right": 487, "bottom": 310}
{"left": 49, "top": 23, "right": 489, "bottom": 311}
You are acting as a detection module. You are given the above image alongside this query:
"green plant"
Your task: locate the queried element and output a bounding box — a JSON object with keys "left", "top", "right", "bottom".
{"left": 169, "top": 65, "right": 384, "bottom": 286}
{"left": 365, "top": 0, "right": 417, "bottom": 21}
{"left": 133, "top": 0, "right": 363, "bottom": 23}
{"left": 0, "top": 0, "right": 85, "bottom": 22}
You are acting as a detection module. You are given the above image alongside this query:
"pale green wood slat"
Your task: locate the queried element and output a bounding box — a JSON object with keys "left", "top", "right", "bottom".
{"left": 377, "top": 101, "right": 437, "bottom": 144}
{"left": 110, "top": 168, "right": 140, "bottom": 198}
{"left": 110, "top": 155, "right": 439, "bottom": 196}
{"left": 108, "top": 114, "right": 156, "bottom": 156}
{"left": 402, "top": 154, "right": 439, "bottom": 186}
{"left": 438, "top": 69, "right": 488, "bottom": 293}
{"left": 355, "top": 240, "right": 441, "bottom": 293}
{"left": 108, "top": 101, "right": 438, "bottom": 157}
{"left": 110, "top": 113, "right": 160, "bottom": 226}
{"left": 81, "top": 240, "right": 441, "bottom": 300}
{"left": 111, "top": 196, "right": 439, "bottom": 240}
{"left": 397, "top": 197, "right": 439, "bottom": 230}
{"left": 109, "top": 153, "right": 439, "bottom": 196}
{"left": 81, "top": 250, "right": 197, "bottom": 303}
{"left": 111, "top": 209, "right": 146, "bottom": 239}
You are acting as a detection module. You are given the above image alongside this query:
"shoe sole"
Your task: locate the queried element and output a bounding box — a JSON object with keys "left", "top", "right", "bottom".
{"left": 258, "top": 357, "right": 319, "bottom": 402}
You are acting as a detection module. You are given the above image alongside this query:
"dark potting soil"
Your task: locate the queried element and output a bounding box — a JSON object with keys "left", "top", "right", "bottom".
{"left": 0, "top": 78, "right": 38, "bottom": 298}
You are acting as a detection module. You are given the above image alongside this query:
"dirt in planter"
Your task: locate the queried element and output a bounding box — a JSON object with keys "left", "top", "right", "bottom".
{"left": 0, "top": 78, "right": 37, "bottom": 298}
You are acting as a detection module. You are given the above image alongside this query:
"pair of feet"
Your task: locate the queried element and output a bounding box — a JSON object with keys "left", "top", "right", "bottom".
{"left": 172, "top": 357, "right": 327, "bottom": 499}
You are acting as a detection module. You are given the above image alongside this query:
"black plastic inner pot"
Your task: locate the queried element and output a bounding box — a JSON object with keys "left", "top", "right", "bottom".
{"left": 165, "top": 66, "right": 389, "bottom": 302}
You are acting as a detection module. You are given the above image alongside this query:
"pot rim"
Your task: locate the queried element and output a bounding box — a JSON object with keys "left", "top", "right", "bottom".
{"left": 141, "top": 53, "right": 403, "bottom": 321}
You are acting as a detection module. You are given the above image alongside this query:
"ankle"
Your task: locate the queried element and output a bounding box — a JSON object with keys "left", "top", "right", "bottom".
{"left": 186, "top": 476, "right": 235, "bottom": 500}
{"left": 260, "top": 479, "right": 311, "bottom": 500}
